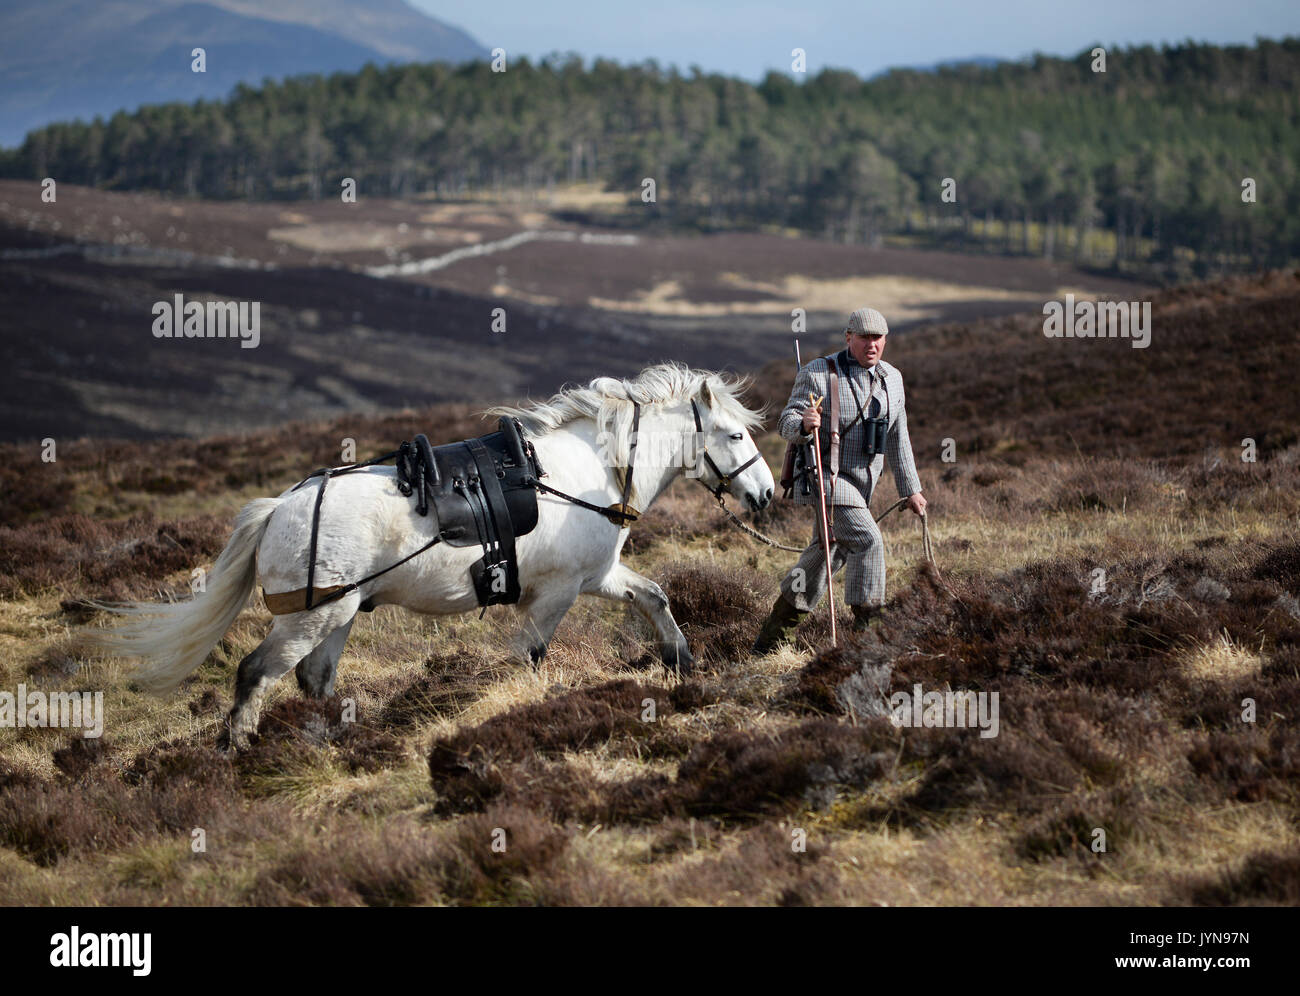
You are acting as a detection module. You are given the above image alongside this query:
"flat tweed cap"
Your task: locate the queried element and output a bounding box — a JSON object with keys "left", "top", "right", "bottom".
{"left": 847, "top": 306, "right": 889, "bottom": 336}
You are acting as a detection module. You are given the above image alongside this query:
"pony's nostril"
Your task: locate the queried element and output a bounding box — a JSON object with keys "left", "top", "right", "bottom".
{"left": 764, "top": 487, "right": 773, "bottom": 502}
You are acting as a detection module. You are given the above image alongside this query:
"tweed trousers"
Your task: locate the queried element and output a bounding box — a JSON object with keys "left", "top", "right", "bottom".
{"left": 779, "top": 504, "right": 884, "bottom": 611}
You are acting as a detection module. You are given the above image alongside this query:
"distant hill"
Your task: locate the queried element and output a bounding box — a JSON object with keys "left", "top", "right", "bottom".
{"left": 0, "top": 0, "right": 487, "bottom": 146}
{"left": 8, "top": 38, "right": 1297, "bottom": 280}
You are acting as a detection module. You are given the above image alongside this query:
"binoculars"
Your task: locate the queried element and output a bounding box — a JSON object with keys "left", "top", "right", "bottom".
{"left": 862, "top": 416, "right": 888, "bottom": 458}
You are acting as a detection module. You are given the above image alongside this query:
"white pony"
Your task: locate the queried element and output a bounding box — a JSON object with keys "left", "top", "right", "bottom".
{"left": 95, "top": 364, "right": 775, "bottom": 751}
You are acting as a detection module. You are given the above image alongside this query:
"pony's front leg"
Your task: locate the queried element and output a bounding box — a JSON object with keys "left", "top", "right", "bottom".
{"left": 512, "top": 579, "right": 581, "bottom": 666}
{"left": 589, "top": 563, "right": 694, "bottom": 676}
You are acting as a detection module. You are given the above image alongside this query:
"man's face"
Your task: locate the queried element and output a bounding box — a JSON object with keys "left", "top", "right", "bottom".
{"left": 846, "top": 331, "right": 885, "bottom": 367}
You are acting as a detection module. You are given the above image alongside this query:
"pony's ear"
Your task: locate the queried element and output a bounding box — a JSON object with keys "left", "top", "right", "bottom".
{"left": 700, "top": 378, "right": 714, "bottom": 407}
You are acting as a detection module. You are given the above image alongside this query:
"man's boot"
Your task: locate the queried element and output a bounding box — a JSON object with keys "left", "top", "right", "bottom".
{"left": 849, "top": 604, "right": 883, "bottom": 632}
{"left": 752, "top": 594, "right": 807, "bottom": 654}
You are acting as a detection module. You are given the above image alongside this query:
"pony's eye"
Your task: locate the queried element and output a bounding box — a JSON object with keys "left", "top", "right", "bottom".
{"left": 729, "top": 433, "right": 744, "bottom": 440}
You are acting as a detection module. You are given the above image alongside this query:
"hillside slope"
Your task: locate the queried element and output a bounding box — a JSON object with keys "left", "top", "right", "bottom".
{"left": 0, "top": 271, "right": 1297, "bottom": 906}
{"left": 752, "top": 270, "right": 1300, "bottom": 462}
{"left": 0, "top": 180, "right": 1148, "bottom": 443}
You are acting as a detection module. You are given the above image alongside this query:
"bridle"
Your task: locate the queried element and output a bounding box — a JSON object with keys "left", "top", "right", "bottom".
{"left": 527, "top": 396, "right": 764, "bottom": 528}
{"left": 689, "top": 399, "right": 763, "bottom": 504}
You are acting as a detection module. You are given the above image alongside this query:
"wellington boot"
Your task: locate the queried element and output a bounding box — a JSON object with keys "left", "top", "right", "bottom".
{"left": 850, "top": 604, "right": 883, "bottom": 632}
{"left": 751, "top": 594, "right": 807, "bottom": 654}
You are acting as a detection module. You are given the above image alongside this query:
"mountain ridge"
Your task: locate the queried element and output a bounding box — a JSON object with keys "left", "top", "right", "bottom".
{"left": 0, "top": 0, "right": 487, "bottom": 145}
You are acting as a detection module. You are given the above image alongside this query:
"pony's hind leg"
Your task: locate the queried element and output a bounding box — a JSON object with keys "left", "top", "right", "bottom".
{"left": 221, "top": 598, "right": 358, "bottom": 753}
{"left": 295, "top": 618, "right": 355, "bottom": 698}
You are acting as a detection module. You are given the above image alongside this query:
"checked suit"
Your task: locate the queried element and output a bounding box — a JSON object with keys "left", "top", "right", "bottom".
{"left": 776, "top": 350, "right": 922, "bottom": 610}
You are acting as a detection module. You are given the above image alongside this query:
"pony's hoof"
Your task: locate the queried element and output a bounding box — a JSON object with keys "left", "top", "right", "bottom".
{"left": 217, "top": 721, "right": 251, "bottom": 756}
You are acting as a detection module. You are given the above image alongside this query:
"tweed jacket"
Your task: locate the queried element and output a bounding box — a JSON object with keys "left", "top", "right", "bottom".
{"left": 778, "top": 350, "right": 922, "bottom": 508}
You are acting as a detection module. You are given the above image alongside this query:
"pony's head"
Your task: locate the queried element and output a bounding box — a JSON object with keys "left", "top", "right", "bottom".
{"left": 687, "top": 374, "right": 774, "bottom": 512}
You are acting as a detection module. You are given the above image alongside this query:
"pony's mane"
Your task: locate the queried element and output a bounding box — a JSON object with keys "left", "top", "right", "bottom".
{"left": 485, "top": 363, "right": 764, "bottom": 508}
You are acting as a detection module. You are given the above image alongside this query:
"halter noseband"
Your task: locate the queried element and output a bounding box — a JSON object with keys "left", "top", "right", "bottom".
{"left": 690, "top": 399, "right": 762, "bottom": 502}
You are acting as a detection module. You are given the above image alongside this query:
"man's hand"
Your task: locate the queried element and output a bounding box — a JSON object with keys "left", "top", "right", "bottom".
{"left": 800, "top": 402, "right": 822, "bottom": 434}
{"left": 906, "top": 492, "right": 928, "bottom": 517}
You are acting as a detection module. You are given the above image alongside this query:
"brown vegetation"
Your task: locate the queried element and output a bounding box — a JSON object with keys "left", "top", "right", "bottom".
{"left": 0, "top": 270, "right": 1298, "bottom": 905}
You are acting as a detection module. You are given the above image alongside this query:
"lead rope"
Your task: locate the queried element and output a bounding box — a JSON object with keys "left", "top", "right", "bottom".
{"left": 918, "top": 510, "right": 963, "bottom": 604}
{"left": 704, "top": 485, "right": 803, "bottom": 552}
{"left": 710, "top": 490, "right": 906, "bottom": 553}
{"left": 712, "top": 488, "right": 961, "bottom": 603}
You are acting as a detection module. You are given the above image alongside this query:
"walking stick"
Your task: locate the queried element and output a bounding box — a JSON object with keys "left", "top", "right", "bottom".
{"left": 807, "top": 392, "right": 837, "bottom": 647}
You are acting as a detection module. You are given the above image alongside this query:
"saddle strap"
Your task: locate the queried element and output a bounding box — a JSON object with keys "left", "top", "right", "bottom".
{"left": 415, "top": 434, "right": 437, "bottom": 512}
{"left": 305, "top": 470, "right": 330, "bottom": 610}
{"left": 265, "top": 534, "right": 443, "bottom": 615}
{"left": 531, "top": 478, "right": 638, "bottom": 524}
{"left": 467, "top": 436, "right": 521, "bottom": 605}
{"left": 456, "top": 472, "right": 493, "bottom": 561}
{"left": 396, "top": 435, "right": 439, "bottom": 516}
{"left": 618, "top": 401, "right": 641, "bottom": 518}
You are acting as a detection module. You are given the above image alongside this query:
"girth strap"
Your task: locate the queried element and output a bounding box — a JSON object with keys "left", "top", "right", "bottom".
{"left": 305, "top": 469, "right": 330, "bottom": 610}
{"left": 464, "top": 436, "right": 522, "bottom": 605}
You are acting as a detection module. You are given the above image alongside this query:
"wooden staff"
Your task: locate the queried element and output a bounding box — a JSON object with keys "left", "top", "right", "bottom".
{"left": 807, "top": 392, "right": 837, "bottom": 646}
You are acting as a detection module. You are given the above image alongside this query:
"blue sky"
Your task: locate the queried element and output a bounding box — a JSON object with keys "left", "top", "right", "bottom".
{"left": 412, "top": 0, "right": 1300, "bottom": 79}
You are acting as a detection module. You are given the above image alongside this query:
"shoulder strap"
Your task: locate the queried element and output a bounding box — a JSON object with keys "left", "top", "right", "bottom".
{"left": 835, "top": 351, "right": 868, "bottom": 419}
{"left": 828, "top": 366, "right": 840, "bottom": 496}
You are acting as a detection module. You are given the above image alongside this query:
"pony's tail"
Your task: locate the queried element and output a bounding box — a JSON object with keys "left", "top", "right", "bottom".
{"left": 90, "top": 498, "right": 281, "bottom": 692}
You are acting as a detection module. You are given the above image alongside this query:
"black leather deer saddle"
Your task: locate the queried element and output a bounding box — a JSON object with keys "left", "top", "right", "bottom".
{"left": 396, "top": 416, "right": 543, "bottom": 608}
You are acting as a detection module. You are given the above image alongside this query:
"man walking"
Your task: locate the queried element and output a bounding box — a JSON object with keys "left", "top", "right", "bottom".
{"left": 752, "top": 306, "right": 927, "bottom": 653}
